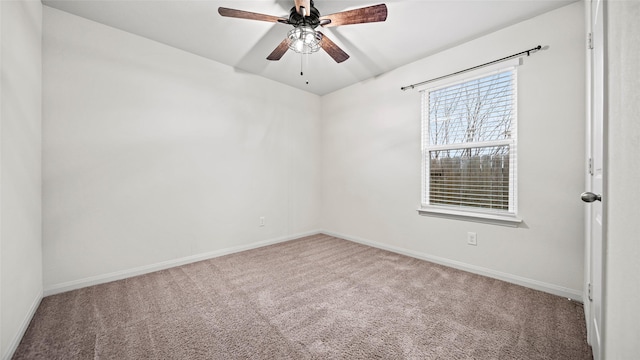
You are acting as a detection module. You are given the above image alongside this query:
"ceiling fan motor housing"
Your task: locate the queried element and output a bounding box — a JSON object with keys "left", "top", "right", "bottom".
{"left": 288, "top": 1, "right": 321, "bottom": 28}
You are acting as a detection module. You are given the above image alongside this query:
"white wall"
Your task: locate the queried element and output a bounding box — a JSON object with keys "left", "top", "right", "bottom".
{"left": 320, "top": 2, "right": 586, "bottom": 298}
{"left": 0, "top": 0, "right": 43, "bottom": 358}
{"left": 604, "top": 0, "right": 640, "bottom": 357}
{"left": 42, "top": 7, "right": 321, "bottom": 291}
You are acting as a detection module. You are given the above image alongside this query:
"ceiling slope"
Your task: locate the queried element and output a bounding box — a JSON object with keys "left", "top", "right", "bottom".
{"left": 42, "top": 0, "right": 575, "bottom": 95}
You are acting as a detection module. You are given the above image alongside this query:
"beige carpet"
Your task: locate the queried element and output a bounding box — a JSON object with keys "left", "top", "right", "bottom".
{"left": 14, "top": 234, "right": 592, "bottom": 359}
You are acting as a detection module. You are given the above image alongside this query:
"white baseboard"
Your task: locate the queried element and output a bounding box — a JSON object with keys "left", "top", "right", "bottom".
{"left": 43, "top": 228, "right": 583, "bottom": 302}
{"left": 3, "top": 289, "right": 43, "bottom": 360}
{"left": 43, "top": 230, "right": 322, "bottom": 297}
{"left": 321, "top": 230, "right": 584, "bottom": 302}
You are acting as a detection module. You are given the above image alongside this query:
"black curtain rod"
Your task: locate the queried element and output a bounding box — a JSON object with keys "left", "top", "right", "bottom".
{"left": 400, "top": 45, "right": 543, "bottom": 91}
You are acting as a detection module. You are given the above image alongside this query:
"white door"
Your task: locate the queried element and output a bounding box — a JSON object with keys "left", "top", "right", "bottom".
{"left": 583, "top": 0, "right": 605, "bottom": 358}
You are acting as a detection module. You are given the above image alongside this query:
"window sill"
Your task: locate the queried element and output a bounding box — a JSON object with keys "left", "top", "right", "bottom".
{"left": 417, "top": 207, "right": 522, "bottom": 227}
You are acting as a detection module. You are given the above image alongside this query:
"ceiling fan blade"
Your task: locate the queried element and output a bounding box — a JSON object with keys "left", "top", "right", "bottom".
{"left": 218, "top": 7, "right": 288, "bottom": 23}
{"left": 318, "top": 32, "right": 349, "bottom": 63}
{"left": 267, "top": 38, "right": 290, "bottom": 61}
{"left": 320, "top": 4, "right": 388, "bottom": 27}
{"left": 294, "top": 0, "right": 312, "bottom": 16}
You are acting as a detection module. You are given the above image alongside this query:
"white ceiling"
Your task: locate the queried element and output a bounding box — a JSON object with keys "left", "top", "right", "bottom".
{"left": 42, "top": 0, "right": 575, "bottom": 95}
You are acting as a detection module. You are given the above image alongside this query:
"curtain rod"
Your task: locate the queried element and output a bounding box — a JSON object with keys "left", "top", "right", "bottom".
{"left": 400, "top": 45, "right": 543, "bottom": 91}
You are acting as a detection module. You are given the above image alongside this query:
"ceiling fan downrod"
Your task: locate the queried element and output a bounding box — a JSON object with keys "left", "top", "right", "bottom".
{"left": 287, "top": 1, "right": 321, "bottom": 28}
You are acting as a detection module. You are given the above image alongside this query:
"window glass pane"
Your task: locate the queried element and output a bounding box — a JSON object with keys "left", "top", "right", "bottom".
{"left": 429, "top": 71, "right": 514, "bottom": 146}
{"left": 429, "top": 146, "right": 509, "bottom": 210}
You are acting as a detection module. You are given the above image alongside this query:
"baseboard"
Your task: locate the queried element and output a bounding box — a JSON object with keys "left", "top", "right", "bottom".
{"left": 321, "top": 230, "right": 583, "bottom": 302}
{"left": 43, "top": 229, "right": 583, "bottom": 302}
{"left": 3, "top": 289, "right": 43, "bottom": 360}
{"left": 43, "top": 230, "right": 322, "bottom": 297}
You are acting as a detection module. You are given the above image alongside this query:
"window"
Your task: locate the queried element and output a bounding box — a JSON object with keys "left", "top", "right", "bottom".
{"left": 419, "top": 66, "right": 521, "bottom": 226}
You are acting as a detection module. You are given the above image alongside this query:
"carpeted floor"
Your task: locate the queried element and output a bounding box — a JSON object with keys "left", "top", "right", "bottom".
{"left": 14, "top": 234, "right": 592, "bottom": 359}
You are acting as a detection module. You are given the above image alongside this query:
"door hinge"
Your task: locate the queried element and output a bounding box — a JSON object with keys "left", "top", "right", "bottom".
{"left": 588, "top": 157, "right": 593, "bottom": 175}
{"left": 588, "top": 32, "right": 594, "bottom": 50}
{"left": 588, "top": 283, "right": 593, "bottom": 302}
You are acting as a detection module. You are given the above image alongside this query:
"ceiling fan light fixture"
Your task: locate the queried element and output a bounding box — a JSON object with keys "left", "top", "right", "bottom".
{"left": 287, "top": 26, "right": 321, "bottom": 54}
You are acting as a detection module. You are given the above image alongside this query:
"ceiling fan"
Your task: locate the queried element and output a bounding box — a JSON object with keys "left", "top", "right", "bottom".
{"left": 218, "top": 0, "right": 387, "bottom": 63}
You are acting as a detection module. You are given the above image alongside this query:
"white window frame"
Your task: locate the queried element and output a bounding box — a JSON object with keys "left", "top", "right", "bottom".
{"left": 417, "top": 60, "right": 522, "bottom": 227}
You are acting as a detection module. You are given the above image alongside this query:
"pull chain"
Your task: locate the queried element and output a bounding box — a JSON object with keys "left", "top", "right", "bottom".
{"left": 300, "top": 53, "right": 309, "bottom": 85}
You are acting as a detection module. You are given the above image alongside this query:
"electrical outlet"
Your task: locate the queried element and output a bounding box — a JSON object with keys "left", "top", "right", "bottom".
{"left": 259, "top": 216, "right": 265, "bottom": 227}
{"left": 467, "top": 232, "right": 477, "bottom": 246}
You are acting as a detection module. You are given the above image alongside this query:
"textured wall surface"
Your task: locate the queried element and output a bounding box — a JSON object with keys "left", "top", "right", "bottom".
{"left": 0, "top": 0, "right": 43, "bottom": 358}
{"left": 42, "top": 7, "right": 321, "bottom": 289}
{"left": 320, "top": 2, "right": 586, "bottom": 296}
{"left": 604, "top": 0, "right": 640, "bottom": 357}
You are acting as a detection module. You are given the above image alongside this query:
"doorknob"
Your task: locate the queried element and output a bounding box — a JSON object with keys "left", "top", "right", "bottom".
{"left": 581, "top": 192, "right": 602, "bottom": 203}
